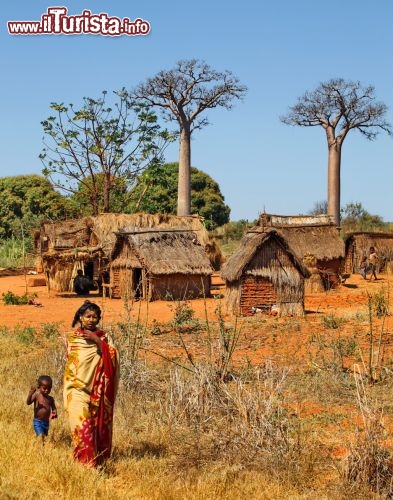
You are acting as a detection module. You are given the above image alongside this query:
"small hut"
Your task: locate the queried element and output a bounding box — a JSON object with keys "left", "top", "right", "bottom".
{"left": 344, "top": 232, "right": 393, "bottom": 273}
{"left": 110, "top": 229, "right": 213, "bottom": 300}
{"left": 220, "top": 228, "right": 310, "bottom": 317}
{"left": 258, "top": 213, "right": 345, "bottom": 290}
{"left": 35, "top": 213, "right": 210, "bottom": 293}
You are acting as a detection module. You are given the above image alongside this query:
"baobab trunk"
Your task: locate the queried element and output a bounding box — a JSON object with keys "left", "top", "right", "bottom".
{"left": 327, "top": 142, "right": 341, "bottom": 226}
{"left": 177, "top": 126, "right": 191, "bottom": 216}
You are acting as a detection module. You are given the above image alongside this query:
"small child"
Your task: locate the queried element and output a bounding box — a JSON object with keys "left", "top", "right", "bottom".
{"left": 359, "top": 255, "right": 368, "bottom": 279}
{"left": 26, "top": 375, "right": 57, "bottom": 445}
{"left": 368, "top": 246, "right": 379, "bottom": 281}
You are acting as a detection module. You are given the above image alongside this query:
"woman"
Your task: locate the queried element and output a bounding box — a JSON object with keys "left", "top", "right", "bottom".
{"left": 63, "top": 301, "right": 119, "bottom": 466}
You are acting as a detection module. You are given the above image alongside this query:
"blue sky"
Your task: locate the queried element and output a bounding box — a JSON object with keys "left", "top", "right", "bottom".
{"left": 1, "top": 1, "right": 393, "bottom": 222}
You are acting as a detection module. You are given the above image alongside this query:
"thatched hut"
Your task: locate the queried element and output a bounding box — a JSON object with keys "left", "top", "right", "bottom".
{"left": 110, "top": 229, "right": 213, "bottom": 300}
{"left": 344, "top": 232, "right": 393, "bottom": 273}
{"left": 258, "top": 213, "right": 345, "bottom": 290}
{"left": 220, "top": 228, "right": 310, "bottom": 317}
{"left": 34, "top": 213, "right": 209, "bottom": 293}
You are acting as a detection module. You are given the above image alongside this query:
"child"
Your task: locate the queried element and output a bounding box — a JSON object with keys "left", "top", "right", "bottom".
{"left": 359, "top": 255, "right": 368, "bottom": 279}
{"left": 368, "top": 246, "right": 379, "bottom": 281}
{"left": 26, "top": 375, "right": 57, "bottom": 445}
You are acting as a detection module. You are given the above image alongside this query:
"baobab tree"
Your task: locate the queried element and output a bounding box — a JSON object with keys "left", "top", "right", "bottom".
{"left": 281, "top": 78, "right": 392, "bottom": 225}
{"left": 129, "top": 59, "right": 247, "bottom": 216}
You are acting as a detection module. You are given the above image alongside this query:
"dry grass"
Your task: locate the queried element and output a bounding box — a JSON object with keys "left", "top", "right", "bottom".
{"left": 2, "top": 299, "right": 393, "bottom": 499}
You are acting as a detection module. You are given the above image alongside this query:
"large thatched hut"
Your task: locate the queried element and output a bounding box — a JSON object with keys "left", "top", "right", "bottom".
{"left": 258, "top": 213, "right": 345, "bottom": 290}
{"left": 110, "top": 229, "right": 213, "bottom": 300}
{"left": 344, "top": 232, "right": 393, "bottom": 273}
{"left": 34, "top": 213, "right": 210, "bottom": 293}
{"left": 220, "top": 228, "right": 310, "bottom": 317}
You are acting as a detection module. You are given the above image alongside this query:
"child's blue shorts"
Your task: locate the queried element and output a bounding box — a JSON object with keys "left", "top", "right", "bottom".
{"left": 33, "top": 418, "right": 50, "bottom": 436}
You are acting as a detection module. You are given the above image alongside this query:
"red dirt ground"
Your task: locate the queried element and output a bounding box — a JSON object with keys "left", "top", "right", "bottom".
{"left": 3, "top": 270, "right": 393, "bottom": 462}
{"left": 0, "top": 270, "right": 392, "bottom": 332}
{"left": 1, "top": 270, "right": 392, "bottom": 371}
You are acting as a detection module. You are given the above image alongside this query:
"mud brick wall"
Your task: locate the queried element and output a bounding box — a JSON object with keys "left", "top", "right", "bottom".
{"left": 240, "top": 276, "right": 277, "bottom": 316}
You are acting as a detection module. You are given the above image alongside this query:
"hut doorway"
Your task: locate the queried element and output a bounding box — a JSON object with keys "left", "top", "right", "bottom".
{"left": 84, "top": 261, "right": 94, "bottom": 280}
{"left": 133, "top": 268, "right": 143, "bottom": 300}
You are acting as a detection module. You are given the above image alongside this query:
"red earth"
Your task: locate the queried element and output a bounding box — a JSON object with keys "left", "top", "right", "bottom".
{"left": 1, "top": 269, "right": 392, "bottom": 367}
{"left": 0, "top": 270, "right": 392, "bottom": 330}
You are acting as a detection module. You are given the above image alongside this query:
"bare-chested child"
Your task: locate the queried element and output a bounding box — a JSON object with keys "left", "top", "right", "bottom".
{"left": 26, "top": 375, "right": 57, "bottom": 444}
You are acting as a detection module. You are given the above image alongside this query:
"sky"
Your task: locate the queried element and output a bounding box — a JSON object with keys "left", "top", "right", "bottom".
{"left": 1, "top": 1, "right": 393, "bottom": 222}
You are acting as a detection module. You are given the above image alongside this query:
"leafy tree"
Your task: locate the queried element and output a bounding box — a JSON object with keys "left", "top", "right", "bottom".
{"left": 340, "top": 202, "right": 387, "bottom": 234}
{"left": 281, "top": 79, "right": 392, "bottom": 224}
{"left": 0, "top": 175, "right": 73, "bottom": 238}
{"left": 70, "top": 174, "right": 131, "bottom": 216}
{"left": 129, "top": 59, "right": 247, "bottom": 216}
{"left": 128, "top": 162, "right": 231, "bottom": 229}
{"left": 40, "top": 90, "right": 172, "bottom": 215}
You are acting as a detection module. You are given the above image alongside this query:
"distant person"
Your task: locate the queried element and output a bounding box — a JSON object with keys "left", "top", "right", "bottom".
{"left": 73, "top": 269, "right": 92, "bottom": 295}
{"left": 26, "top": 375, "right": 57, "bottom": 445}
{"left": 368, "top": 246, "right": 379, "bottom": 281}
{"left": 359, "top": 255, "right": 368, "bottom": 279}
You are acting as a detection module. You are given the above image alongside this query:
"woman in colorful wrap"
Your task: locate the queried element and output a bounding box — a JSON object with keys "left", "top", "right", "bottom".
{"left": 63, "top": 301, "right": 119, "bottom": 466}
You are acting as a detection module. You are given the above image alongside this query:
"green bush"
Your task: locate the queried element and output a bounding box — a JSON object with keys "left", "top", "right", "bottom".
{"left": 2, "top": 290, "right": 29, "bottom": 305}
{"left": 0, "top": 237, "right": 34, "bottom": 268}
{"left": 15, "top": 325, "right": 36, "bottom": 344}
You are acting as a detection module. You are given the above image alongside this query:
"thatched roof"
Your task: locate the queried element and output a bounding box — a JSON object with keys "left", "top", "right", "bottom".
{"left": 257, "top": 213, "right": 344, "bottom": 260}
{"left": 37, "top": 213, "right": 208, "bottom": 260}
{"left": 277, "top": 225, "right": 344, "bottom": 260}
{"left": 112, "top": 229, "right": 213, "bottom": 275}
{"left": 37, "top": 219, "right": 90, "bottom": 250}
{"left": 220, "top": 228, "right": 310, "bottom": 282}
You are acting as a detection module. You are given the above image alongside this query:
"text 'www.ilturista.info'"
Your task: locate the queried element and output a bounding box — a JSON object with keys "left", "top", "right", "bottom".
{"left": 8, "top": 7, "right": 150, "bottom": 36}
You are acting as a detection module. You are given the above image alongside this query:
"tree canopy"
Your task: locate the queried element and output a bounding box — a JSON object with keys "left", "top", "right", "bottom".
{"left": 281, "top": 79, "right": 392, "bottom": 224}
{"left": 128, "top": 162, "right": 231, "bottom": 229}
{"left": 40, "top": 90, "right": 172, "bottom": 215}
{"left": 340, "top": 202, "right": 387, "bottom": 234}
{"left": 129, "top": 59, "right": 247, "bottom": 216}
{"left": 0, "top": 175, "right": 73, "bottom": 238}
{"left": 70, "top": 173, "right": 131, "bottom": 216}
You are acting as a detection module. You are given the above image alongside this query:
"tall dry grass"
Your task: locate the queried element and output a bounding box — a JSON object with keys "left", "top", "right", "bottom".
{"left": 1, "top": 295, "right": 393, "bottom": 499}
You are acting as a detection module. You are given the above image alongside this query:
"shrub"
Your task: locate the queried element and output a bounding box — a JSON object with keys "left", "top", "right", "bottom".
{"left": 2, "top": 290, "right": 29, "bottom": 305}
{"left": 321, "top": 314, "right": 345, "bottom": 329}
{"left": 372, "top": 288, "right": 390, "bottom": 318}
{"left": 15, "top": 325, "right": 36, "bottom": 345}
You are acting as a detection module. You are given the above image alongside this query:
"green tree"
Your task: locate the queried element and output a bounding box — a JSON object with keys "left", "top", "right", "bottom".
{"left": 0, "top": 175, "right": 73, "bottom": 238}
{"left": 129, "top": 59, "right": 247, "bottom": 216}
{"left": 281, "top": 79, "right": 392, "bottom": 225}
{"left": 128, "top": 162, "right": 231, "bottom": 229}
{"left": 40, "top": 90, "right": 172, "bottom": 215}
{"left": 70, "top": 174, "right": 131, "bottom": 216}
{"left": 340, "top": 202, "right": 387, "bottom": 234}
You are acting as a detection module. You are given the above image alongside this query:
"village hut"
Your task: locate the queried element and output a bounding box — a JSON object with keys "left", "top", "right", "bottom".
{"left": 344, "top": 232, "right": 393, "bottom": 274}
{"left": 220, "top": 228, "right": 310, "bottom": 317}
{"left": 258, "top": 213, "right": 345, "bottom": 291}
{"left": 110, "top": 229, "right": 213, "bottom": 300}
{"left": 34, "top": 213, "right": 210, "bottom": 293}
